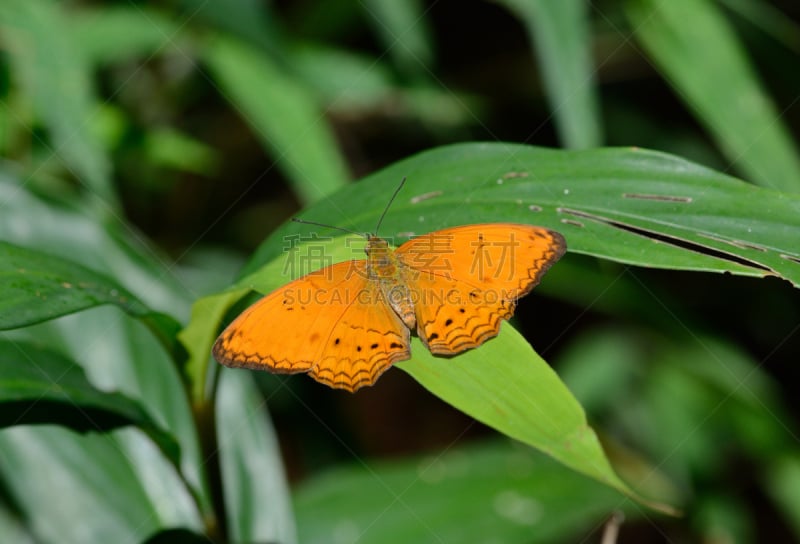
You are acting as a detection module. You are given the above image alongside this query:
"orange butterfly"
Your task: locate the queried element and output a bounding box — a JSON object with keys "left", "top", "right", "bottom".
{"left": 213, "top": 193, "right": 566, "bottom": 392}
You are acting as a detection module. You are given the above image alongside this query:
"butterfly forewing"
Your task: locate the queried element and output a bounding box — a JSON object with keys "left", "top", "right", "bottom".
{"left": 213, "top": 260, "right": 411, "bottom": 392}
{"left": 394, "top": 224, "right": 566, "bottom": 355}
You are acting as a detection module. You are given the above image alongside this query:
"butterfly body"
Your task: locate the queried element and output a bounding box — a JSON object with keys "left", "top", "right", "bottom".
{"left": 367, "top": 235, "right": 417, "bottom": 329}
{"left": 213, "top": 223, "right": 566, "bottom": 392}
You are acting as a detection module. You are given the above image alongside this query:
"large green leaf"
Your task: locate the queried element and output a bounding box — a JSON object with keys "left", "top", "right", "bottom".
{"left": 1, "top": 308, "right": 209, "bottom": 538}
{"left": 398, "top": 326, "right": 670, "bottom": 511}
{"left": 626, "top": 0, "right": 800, "bottom": 192}
{"left": 0, "top": 241, "right": 183, "bottom": 359}
{"left": 0, "top": 173, "right": 213, "bottom": 525}
{"left": 498, "top": 0, "right": 601, "bottom": 148}
{"left": 0, "top": 169, "right": 193, "bottom": 320}
{"left": 203, "top": 35, "right": 350, "bottom": 204}
{"left": 294, "top": 440, "right": 637, "bottom": 543}
{"left": 244, "top": 143, "right": 800, "bottom": 287}
{"left": 0, "top": 241, "right": 150, "bottom": 329}
{"left": 0, "top": 340, "right": 180, "bottom": 465}
{"left": 0, "top": 426, "right": 200, "bottom": 544}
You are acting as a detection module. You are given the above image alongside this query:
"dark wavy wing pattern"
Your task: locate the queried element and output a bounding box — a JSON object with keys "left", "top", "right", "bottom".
{"left": 396, "top": 224, "right": 566, "bottom": 355}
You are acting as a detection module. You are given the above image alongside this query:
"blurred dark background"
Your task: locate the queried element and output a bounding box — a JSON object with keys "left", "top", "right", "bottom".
{"left": 2, "top": 0, "right": 800, "bottom": 542}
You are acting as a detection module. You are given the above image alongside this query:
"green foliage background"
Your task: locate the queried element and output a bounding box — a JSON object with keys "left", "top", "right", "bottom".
{"left": 1, "top": 1, "right": 799, "bottom": 543}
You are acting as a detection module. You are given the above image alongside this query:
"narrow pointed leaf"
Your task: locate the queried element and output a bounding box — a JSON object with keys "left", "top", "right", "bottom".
{"left": 0, "top": 341, "right": 181, "bottom": 466}
{"left": 626, "top": 0, "right": 800, "bottom": 192}
{"left": 0, "top": 241, "right": 150, "bottom": 329}
{"left": 498, "top": 0, "right": 601, "bottom": 148}
{"left": 203, "top": 36, "right": 350, "bottom": 204}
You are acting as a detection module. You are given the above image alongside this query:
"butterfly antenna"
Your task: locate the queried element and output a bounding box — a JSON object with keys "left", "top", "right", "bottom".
{"left": 375, "top": 177, "right": 407, "bottom": 234}
{"left": 291, "top": 217, "right": 365, "bottom": 237}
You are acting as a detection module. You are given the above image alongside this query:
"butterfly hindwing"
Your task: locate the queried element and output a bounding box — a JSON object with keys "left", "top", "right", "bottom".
{"left": 308, "top": 267, "right": 411, "bottom": 391}
{"left": 395, "top": 224, "right": 566, "bottom": 355}
{"left": 213, "top": 261, "right": 411, "bottom": 391}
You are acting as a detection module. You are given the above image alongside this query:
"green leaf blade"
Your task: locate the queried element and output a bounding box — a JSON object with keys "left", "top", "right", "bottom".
{"left": 0, "top": 241, "right": 151, "bottom": 330}
{"left": 498, "top": 0, "right": 602, "bottom": 148}
{"left": 0, "top": 341, "right": 182, "bottom": 466}
{"left": 295, "top": 440, "right": 637, "bottom": 543}
{"left": 627, "top": 0, "right": 800, "bottom": 192}
{"left": 245, "top": 143, "right": 800, "bottom": 287}
{"left": 203, "top": 36, "right": 350, "bottom": 204}
{"left": 360, "top": 0, "right": 434, "bottom": 78}
{"left": 398, "top": 327, "right": 673, "bottom": 513}
{"left": 0, "top": 426, "right": 199, "bottom": 544}
{"left": 216, "top": 370, "right": 297, "bottom": 544}
{"left": 70, "top": 6, "right": 182, "bottom": 64}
